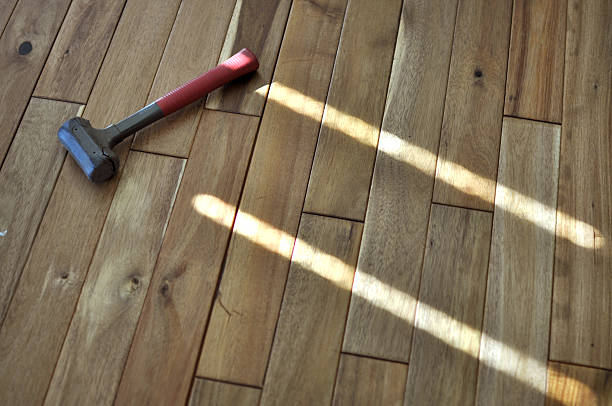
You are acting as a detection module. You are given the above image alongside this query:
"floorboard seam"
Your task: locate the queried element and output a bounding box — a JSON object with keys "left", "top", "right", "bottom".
{"left": 40, "top": 0, "right": 182, "bottom": 395}
{"left": 301, "top": 210, "right": 364, "bottom": 223}
{"left": 111, "top": 158, "right": 187, "bottom": 405}
{"left": 431, "top": 201, "right": 494, "bottom": 214}
{"left": 202, "top": 106, "right": 260, "bottom": 118}
{"left": 546, "top": 102, "right": 564, "bottom": 391}
{"left": 0, "top": 0, "right": 19, "bottom": 38}
{"left": 0, "top": 0, "right": 76, "bottom": 330}
{"left": 0, "top": 0, "right": 74, "bottom": 171}
{"left": 329, "top": 0, "right": 406, "bottom": 397}
{"left": 472, "top": 1, "right": 517, "bottom": 402}
{"left": 193, "top": 376, "right": 263, "bottom": 390}
{"left": 405, "top": 0, "right": 463, "bottom": 388}
{"left": 548, "top": 359, "right": 612, "bottom": 373}
{"left": 0, "top": 150, "right": 68, "bottom": 331}
{"left": 503, "top": 114, "right": 562, "bottom": 126}
{"left": 29, "top": 94, "right": 84, "bottom": 105}
{"left": 257, "top": 0, "right": 350, "bottom": 395}
{"left": 4, "top": 0, "right": 126, "bottom": 399}
{"left": 129, "top": 147, "right": 187, "bottom": 160}
{"left": 340, "top": 351, "right": 408, "bottom": 366}
{"left": 184, "top": 0, "right": 294, "bottom": 398}
{"left": 78, "top": 0, "right": 130, "bottom": 107}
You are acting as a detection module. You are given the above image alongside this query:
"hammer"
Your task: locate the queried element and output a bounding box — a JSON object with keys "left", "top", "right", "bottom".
{"left": 58, "top": 48, "right": 259, "bottom": 182}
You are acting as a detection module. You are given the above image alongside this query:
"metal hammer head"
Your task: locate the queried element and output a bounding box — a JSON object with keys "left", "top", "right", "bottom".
{"left": 58, "top": 117, "right": 120, "bottom": 183}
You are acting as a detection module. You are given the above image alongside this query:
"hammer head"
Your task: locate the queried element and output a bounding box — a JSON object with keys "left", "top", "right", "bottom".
{"left": 58, "top": 117, "right": 120, "bottom": 183}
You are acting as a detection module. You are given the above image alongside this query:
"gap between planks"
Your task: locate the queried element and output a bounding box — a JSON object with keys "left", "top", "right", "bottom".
{"left": 548, "top": 359, "right": 612, "bottom": 373}
{"left": 76, "top": 0, "right": 130, "bottom": 106}
{"left": 504, "top": 114, "right": 562, "bottom": 126}
{"left": 183, "top": 17, "right": 289, "bottom": 391}
{"left": 182, "top": 0, "right": 294, "bottom": 393}
{"left": 20, "top": 94, "right": 84, "bottom": 106}
{"left": 251, "top": 0, "right": 352, "bottom": 390}
{"left": 0, "top": 0, "right": 73, "bottom": 170}
{"left": 192, "top": 376, "right": 263, "bottom": 391}
{"left": 340, "top": 351, "right": 408, "bottom": 366}
{"left": 183, "top": 112, "right": 265, "bottom": 403}
{"left": 301, "top": 210, "right": 364, "bottom": 223}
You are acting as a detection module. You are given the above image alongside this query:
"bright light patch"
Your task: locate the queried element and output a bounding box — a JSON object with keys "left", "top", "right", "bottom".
{"left": 192, "top": 194, "right": 583, "bottom": 402}
{"left": 378, "top": 131, "right": 603, "bottom": 249}
{"left": 257, "top": 83, "right": 605, "bottom": 250}
{"left": 191, "top": 194, "right": 235, "bottom": 228}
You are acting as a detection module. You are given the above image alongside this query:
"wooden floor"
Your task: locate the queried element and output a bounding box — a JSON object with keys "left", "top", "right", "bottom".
{"left": 0, "top": 0, "right": 610, "bottom": 405}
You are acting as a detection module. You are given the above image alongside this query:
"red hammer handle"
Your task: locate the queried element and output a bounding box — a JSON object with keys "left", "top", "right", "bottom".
{"left": 154, "top": 48, "right": 259, "bottom": 116}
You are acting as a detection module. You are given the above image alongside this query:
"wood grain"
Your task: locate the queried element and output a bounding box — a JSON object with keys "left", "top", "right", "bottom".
{"left": 551, "top": 0, "right": 612, "bottom": 370}
{"left": 343, "top": 0, "right": 457, "bottom": 362}
{"left": 476, "top": 117, "right": 560, "bottom": 405}
{"left": 303, "top": 0, "right": 402, "bottom": 221}
{"left": 0, "top": 0, "right": 17, "bottom": 34}
{"left": 131, "top": 0, "right": 236, "bottom": 157}
{"left": 205, "top": 0, "right": 292, "bottom": 116}
{"left": 34, "top": 0, "right": 127, "bottom": 103}
{"left": 404, "top": 204, "right": 491, "bottom": 406}
{"left": 0, "top": 99, "right": 79, "bottom": 325}
{"left": 260, "top": 214, "right": 362, "bottom": 406}
{"left": 432, "top": 0, "right": 513, "bottom": 211}
{"left": 504, "top": 0, "right": 566, "bottom": 123}
{"left": 547, "top": 362, "right": 612, "bottom": 406}
{"left": 332, "top": 354, "right": 407, "bottom": 406}
{"left": 115, "top": 111, "right": 259, "bottom": 406}
{"left": 0, "top": 0, "right": 71, "bottom": 163}
{"left": 0, "top": 0, "right": 182, "bottom": 403}
{"left": 188, "top": 379, "right": 260, "bottom": 406}
{"left": 196, "top": 0, "right": 348, "bottom": 386}
{"left": 45, "top": 151, "right": 184, "bottom": 405}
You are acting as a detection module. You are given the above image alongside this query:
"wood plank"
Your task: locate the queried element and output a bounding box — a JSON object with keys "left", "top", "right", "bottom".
{"left": 205, "top": 0, "right": 292, "bottom": 116}
{"left": 260, "top": 214, "right": 363, "bottom": 406}
{"left": 476, "top": 117, "right": 560, "bottom": 405}
{"left": 131, "top": 0, "right": 236, "bottom": 157}
{"left": 33, "top": 0, "right": 126, "bottom": 103}
{"left": 45, "top": 151, "right": 184, "bottom": 405}
{"left": 332, "top": 354, "right": 407, "bottom": 406}
{"left": 343, "top": 0, "right": 458, "bottom": 362}
{"left": 196, "top": 0, "right": 348, "bottom": 386}
{"left": 0, "top": 0, "right": 72, "bottom": 163}
{"left": 404, "top": 204, "right": 491, "bottom": 406}
{"left": 432, "top": 0, "right": 513, "bottom": 211}
{"left": 188, "top": 379, "right": 260, "bottom": 406}
{"left": 504, "top": 0, "right": 566, "bottom": 123}
{"left": 115, "top": 111, "right": 259, "bottom": 406}
{"left": 551, "top": 0, "right": 612, "bottom": 370}
{"left": 0, "top": 0, "right": 17, "bottom": 34}
{"left": 547, "top": 362, "right": 612, "bottom": 406}
{"left": 303, "top": 0, "right": 402, "bottom": 221}
{"left": 0, "top": 0, "right": 182, "bottom": 403}
{"left": 0, "top": 98, "right": 80, "bottom": 325}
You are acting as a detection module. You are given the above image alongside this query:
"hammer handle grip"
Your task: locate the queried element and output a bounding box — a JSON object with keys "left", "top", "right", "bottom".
{"left": 154, "top": 48, "right": 259, "bottom": 116}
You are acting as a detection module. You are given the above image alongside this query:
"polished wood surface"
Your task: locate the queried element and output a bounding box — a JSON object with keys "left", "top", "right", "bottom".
{"left": 0, "top": 0, "right": 609, "bottom": 404}
{"left": 196, "top": 0, "right": 347, "bottom": 387}
{"left": 405, "top": 204, "right": 492, "bottom": 406}
{"left": 433, "top": 0, "right": 513, "bottom": 211}
{"left": 303, "top": 0, "right": 402, "bottom": 220}
{"left": 476, "top": 117, "right": 560, "bottom": 405}
{"left": 504, "top": 0, "right": 566, "bottom": 123}
{"left": 343, "top": 0, "right": 458, "bottom": 362}
{"left": 260, "top": 214, "right": 362, "bottom": 405}
{"left": 550, "top": 0, "right": 612, "bottom": 371}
